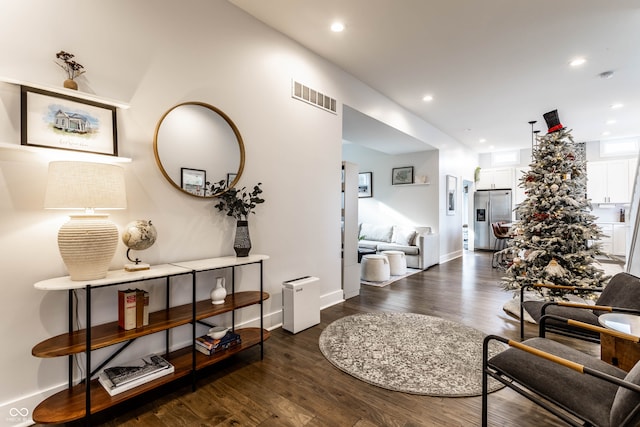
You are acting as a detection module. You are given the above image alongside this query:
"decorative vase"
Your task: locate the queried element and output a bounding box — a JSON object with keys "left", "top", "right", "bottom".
{"left": 233, "top": 220, "right": 251, "bottom": 257}
{"left": 210, "top": 277, "right": 226, "bottom": 305}
{"left": 63, "top": 79, "right": 78, "bottom": 90}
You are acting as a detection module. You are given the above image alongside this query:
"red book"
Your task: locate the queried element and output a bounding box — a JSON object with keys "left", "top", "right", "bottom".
{"left": 118, "top": 290, "right": 137, "bottom": 330}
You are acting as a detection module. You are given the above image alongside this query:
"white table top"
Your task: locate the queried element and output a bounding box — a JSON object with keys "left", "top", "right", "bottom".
{"left": 34, "top": 254, "right": 269, "bottom": 290}
{"left": 598, "top": 313, "right": 640, "bottom": 335}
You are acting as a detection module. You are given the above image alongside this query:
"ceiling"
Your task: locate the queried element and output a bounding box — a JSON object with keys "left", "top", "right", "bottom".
{"left": 230, "top": 0, "right": 640, "bottom": 154}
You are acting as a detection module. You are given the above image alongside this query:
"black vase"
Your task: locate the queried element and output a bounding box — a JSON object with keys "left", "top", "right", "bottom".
{"left": 233, "top": 220, "right": 251, "bottom": 257}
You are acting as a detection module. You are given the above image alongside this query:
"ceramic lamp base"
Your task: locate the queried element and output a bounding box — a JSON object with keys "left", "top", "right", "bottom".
{"left": 58, "top": 214, "right": 118, "bottom": 281}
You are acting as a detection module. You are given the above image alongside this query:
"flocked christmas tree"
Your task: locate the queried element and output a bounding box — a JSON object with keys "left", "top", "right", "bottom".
{"left": 501, "top": 110, "right": 608, "bottom": 298}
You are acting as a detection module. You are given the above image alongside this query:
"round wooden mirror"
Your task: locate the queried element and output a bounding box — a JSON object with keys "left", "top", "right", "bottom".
{"left": 153, "top": 102, "right": 245, "bottom": 198}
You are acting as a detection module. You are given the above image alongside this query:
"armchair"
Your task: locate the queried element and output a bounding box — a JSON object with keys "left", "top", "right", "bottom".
{"left": 483, "top": 316, "right": 640, "bottom": 426}
{"left": 519, "top": 272, "right": 640, "bottom": 341}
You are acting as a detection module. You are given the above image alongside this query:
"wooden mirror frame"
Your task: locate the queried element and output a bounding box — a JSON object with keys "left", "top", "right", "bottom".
{"left": 153, "top": 102, "right": 245, "bottom": 198}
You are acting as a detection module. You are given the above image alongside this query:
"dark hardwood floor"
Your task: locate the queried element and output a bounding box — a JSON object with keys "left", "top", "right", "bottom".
{"left": 55, "top": 251, "right": 600, "bottom": 426}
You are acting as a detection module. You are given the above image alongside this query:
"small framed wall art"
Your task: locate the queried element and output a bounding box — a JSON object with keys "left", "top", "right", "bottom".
{"left": 181, "top": 168, "right": 206, "bottom": 196}
{"left": 446, "top": 174, "right": 457, "bottom": 215}
{"left": 392, "top": 166, "right": 414, "bottom": 185}
{"left": 358, "top": 172, "right": 373, "bottom": 198}
{"left": 20, "top": 85, "right": 118, "bottom": 156}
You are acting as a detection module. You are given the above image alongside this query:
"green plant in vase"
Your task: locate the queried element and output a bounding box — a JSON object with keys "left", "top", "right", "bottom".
{"left": 209, "top": 180, "right": 264, "bottom": 256}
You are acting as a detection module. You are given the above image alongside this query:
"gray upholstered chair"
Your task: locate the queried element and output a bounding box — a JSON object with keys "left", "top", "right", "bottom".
{"left": 483, "top": 316, "right": 640, "bottom": 426}
{"left": 520, "top": 272, "right": 640, "bottom": 340}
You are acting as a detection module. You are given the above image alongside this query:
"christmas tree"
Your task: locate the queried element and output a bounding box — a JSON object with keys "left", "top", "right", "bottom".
{"left": 501, "top": 110, "right": 608, "bottom": 298}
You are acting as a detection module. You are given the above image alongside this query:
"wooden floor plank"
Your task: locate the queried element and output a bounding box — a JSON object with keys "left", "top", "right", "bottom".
{"left": 37, "top": 251, "right": 598, "bottom": 426}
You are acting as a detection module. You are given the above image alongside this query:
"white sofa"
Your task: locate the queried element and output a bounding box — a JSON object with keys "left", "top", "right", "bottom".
{"left": 358, "top": 223, "right": 439, "bottom": 270}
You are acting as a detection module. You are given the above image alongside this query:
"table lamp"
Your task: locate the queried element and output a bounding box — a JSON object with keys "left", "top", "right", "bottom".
{"left": 45, "top": 161, "right": 127, "bottom": 281}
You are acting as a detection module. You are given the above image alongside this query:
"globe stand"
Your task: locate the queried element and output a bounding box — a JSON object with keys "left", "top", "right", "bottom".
{"left": 124, "top": 248, "right": 150, "bottom": 272}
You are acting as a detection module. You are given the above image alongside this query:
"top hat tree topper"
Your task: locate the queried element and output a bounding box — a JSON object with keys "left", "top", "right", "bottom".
{"left": 543, "top": 109, "right": 564, "bottom": 133}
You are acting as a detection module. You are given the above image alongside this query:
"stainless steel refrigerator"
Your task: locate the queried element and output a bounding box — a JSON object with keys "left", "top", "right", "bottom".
{"left": 474, "top": 189, "right": 513, "bottom": 250}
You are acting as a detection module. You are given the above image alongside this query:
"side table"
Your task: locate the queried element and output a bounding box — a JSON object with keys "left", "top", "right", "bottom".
{"left": 598, "top": 313, "right": 640, "bottom": 371}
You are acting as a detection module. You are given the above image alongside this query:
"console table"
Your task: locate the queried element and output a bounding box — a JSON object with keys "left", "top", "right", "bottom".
{"left": 31, "top": 254, "right": 269, "bottom": 424}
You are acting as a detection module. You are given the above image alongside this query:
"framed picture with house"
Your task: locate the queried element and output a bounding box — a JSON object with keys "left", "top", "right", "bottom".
{"left": 20, "top": 85, "right": 118, "bottom": 156}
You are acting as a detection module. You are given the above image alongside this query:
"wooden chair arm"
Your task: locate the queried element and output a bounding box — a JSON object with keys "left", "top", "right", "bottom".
{"left": 567, "top": 318, "right": 640, "bottom": 342}
{"left": 506, "top": 339, "right": 585, "bottom": 373}
{"left": 540, "top": 314, "right": 640, "bottom": 343}
{"left": 556, "top": 302, "right": 612, "bottom": 312}
{"left": 532, "top": 283, "right": 604, "bottom": 293}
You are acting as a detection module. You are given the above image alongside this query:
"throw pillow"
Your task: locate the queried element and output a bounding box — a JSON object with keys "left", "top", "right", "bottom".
{"left": 360, "top": 223, "right": 393, "bottom": 243}
{"left": 392, "top": 226, "right": 417, "bottom": 246}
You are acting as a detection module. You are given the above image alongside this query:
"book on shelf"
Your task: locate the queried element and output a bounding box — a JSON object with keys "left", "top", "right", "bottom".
{"left": 98, "top": 354, "right": 174, "bottom": 396}
{"left": 118, "top": 289, "right": 137, "bottom": 330}
{"left": 118, "top": 289, "right": 149, "bottom": 330}
{"left": 195, "top": 331, "right": 242, "bottom": 356}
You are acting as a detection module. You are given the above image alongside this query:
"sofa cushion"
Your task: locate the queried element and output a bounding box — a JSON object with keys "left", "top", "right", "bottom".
{"left": 360, "top": 223, "right": 393, "bottom": 243}
{"left": 392, "top": 225, "right": 417, "bottom": 246}
{"left": 377, "top": 243, "right": 420, "bottom": 256}
{"left": 358, "top": 240, "right": 379, "bottom": 250}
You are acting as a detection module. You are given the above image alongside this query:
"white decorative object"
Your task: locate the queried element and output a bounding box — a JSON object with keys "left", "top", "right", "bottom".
{"left": 361, "top": 254, "right": 390, "bottom": 282}
{"left": 210, "top": 277, "right": 227, "bottom": 304}
{"left": 381, "top": 250, "right": 407, "bottom": 276}
{"left": 45, "top": 161, "right": 127, "bottom": 281}
{"left": 122, "top": 220, "right": 157, "bottom": 271}
{"left": 207, "top": 325, "right": 229, "bottom": 339}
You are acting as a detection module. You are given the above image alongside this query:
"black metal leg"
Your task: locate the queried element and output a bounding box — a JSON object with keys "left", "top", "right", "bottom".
{"left": 260, "top": 260, "right": 264, "bottom": 360}
{"left": 85, "top": 285, "right": 91, "bottom": 425}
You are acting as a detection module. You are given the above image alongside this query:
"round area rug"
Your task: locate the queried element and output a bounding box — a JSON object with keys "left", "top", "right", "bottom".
{"left": 318, "top": 312, "right": 506, "bottom": 396}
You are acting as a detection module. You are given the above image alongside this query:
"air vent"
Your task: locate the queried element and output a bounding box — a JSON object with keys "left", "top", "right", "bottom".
{"left": 292, "top": 80, "right": 337, "bottom": 114}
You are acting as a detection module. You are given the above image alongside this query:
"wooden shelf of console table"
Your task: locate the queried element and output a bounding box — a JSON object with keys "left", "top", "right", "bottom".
{"left": 32, "top": 291, "right": 270, "bottom": 357}
{"left": 32, "top": 328, "right": 270, "bottom": 424}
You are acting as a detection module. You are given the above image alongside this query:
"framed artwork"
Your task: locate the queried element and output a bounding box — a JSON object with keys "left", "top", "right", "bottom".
{"left": 181, "top": 168, "right": 206, "bottom": 195}
{"left": 392, "top": 166, "right": 414, "bottom": 185}
{"left": 358, "top": 172, "right": 373, "bottom": 198}
{"left": 226, "top": 173, "right": 237, "bottom": 187}
{"left": 20, "top": 85, "right": 118, "bottom": 156}
{"left": 446, "top": 174, "right": 457, "bottom": 215}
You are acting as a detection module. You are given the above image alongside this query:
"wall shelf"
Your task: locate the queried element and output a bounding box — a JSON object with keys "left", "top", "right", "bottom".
{"left": 0, "top": 76, "right": 130, "bottom": 109}
{"left": 0, "top": 142, "right": 132, "bottom": 163}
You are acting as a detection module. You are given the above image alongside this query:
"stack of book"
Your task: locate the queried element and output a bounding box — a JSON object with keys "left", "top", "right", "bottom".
{"left": 118, "top": 289, "right": 149, "bottom": 330}
{"left": 195, "top": 331, "right": 242, "bottom": 355}
{"left": 98, "top": 354, "right": 174, "bottom": 396}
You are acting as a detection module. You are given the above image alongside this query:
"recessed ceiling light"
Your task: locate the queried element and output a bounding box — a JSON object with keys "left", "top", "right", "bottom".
{"left": 599, "top": 70, "right": 615, "bottom": 79}
{"left": 606, "top": 119, "right": 617, "bottom": 125}
{"left": 422, "top": 94, "right": 434, "bottom": 102}
{"left": 479, "top": 138, "right": 486, "bottom": 143}
{"left": 488, "top": 145, "right": 495, "bottom": 150}
{"left": 611, "top": 103, "right": 624, "bottom": 109}
{"left": 602, "top": 131, "right": 611, "bottom": 136}
{"left": 330, "top": 22, "right": 345, "bottom": 32}
{"left": 569, "top": 57, "right": 586, "bottom": 67}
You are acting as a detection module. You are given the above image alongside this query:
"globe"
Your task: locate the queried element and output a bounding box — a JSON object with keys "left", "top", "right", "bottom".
{"left": 122, "top": 220, "right": 157, "bottom": 251}
{"left": 122, "top": 220, "right": 157, "bottom": 271}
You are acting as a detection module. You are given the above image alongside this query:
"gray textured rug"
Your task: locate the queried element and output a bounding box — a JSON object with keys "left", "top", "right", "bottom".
{"left": 319, "top": 312, "right": 506, "bottom": 396}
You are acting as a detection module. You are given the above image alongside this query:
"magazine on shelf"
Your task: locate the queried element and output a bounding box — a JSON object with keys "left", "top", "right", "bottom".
{"left": 98, "top": 354, "right": 174, "bottom": 396}
{"left": 195, "top": 331, "right": 242, "bottom": 355}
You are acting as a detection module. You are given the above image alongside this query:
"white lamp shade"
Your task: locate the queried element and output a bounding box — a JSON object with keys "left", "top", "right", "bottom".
{"left": 45, "top": 161, "right": 127, "bottom": 210}
{"left": 45, "top": 161, "right": 127, "bottom": 280}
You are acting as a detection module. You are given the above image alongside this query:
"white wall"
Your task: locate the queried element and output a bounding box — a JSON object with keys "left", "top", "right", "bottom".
{"left": 439, "top": 145, "right": 478, "bottom": 262}
{"left": 0, "top": 1, "right": 475, "bottom": 422}
{"left": 342, "top": 144, "right": 439, "bottom": 230}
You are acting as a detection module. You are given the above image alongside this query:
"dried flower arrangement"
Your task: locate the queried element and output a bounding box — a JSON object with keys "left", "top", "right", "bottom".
{"left": 55, "top": 51, "right": 86, "bottom": 80}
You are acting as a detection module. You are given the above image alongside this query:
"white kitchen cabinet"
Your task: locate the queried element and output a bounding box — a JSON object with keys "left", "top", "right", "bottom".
{"left": 514, "top": 167, "right": 529, "bottom": 206}
{"left": 476, "top": 167, "right": 514, "bottom": 190}
{"left": 595, "top": 222, "right": 628, "bottom": 257}
{"left": 613, "top": 224, "right": 628, "bottom": 256}
{"left": 587, "top": 160, "right": 632, "bottom": 204}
